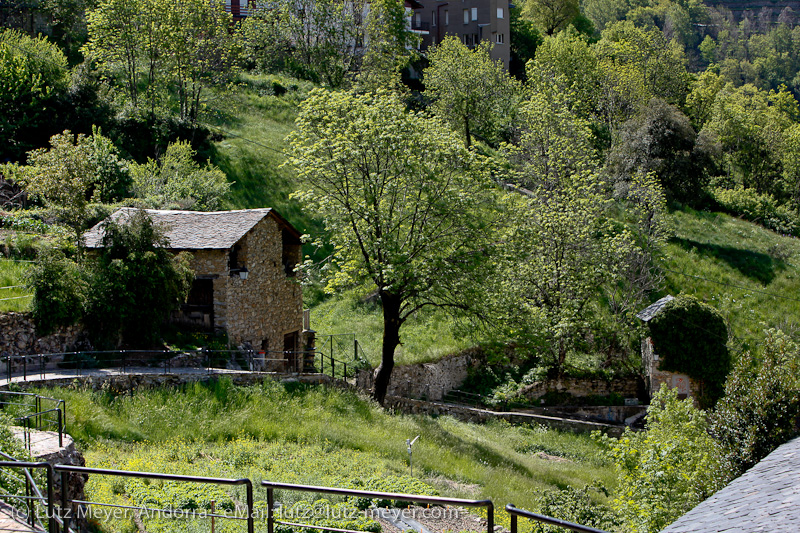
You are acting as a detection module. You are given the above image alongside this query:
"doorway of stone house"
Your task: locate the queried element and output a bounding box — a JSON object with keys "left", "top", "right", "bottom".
{"left": 284, "top": 331, "right": 299, "bottom": 371}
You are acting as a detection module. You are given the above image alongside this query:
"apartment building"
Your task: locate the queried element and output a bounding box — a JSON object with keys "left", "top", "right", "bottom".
{"left": 413, "top": 0, "right": 510, "bottom": 68}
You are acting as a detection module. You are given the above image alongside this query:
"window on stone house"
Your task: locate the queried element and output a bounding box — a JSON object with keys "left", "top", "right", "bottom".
{"left": 282, "top": 228, "right": 301, "bottom": 277}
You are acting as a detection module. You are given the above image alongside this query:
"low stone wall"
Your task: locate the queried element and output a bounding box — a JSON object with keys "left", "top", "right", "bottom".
{"left": 0, "top": 312, "right": 85, "bottom": 359}
{"left": 0, "top": 371, "right": 331, "bottom": 393}
{"left": 357, "top": 351, "right": 477, "bottom": 401}
{"left": 385, "top": 396, "right": 625, "bottom": 437}
{"left": 520, "top": 376, "right": 642, "bottom": 402}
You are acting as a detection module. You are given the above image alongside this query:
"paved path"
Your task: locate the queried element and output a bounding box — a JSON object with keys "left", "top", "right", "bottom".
{"left": 0, "top": 501, "right": 41, "bottom": 533}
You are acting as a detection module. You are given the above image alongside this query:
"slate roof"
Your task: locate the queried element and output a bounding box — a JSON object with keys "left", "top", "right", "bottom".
{"left": 661, "top": 436, "right": 800, "bottom": 532}
{"left": 83, "top": 208, "right": 282, "bottom": 250}
{"left": 635, "top": 295, "right": 676, "bottom": 322}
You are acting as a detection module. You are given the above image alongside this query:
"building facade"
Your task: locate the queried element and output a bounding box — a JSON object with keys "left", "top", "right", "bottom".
{"left": 84, "top": 208, "right": 306, "bottom": 371}
{"left": 413, "top": 0, "right": 510, "bottom": 68}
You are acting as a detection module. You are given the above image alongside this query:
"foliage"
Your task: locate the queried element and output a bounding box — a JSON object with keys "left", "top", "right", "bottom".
{"left": 711, "top": 186, "right": 798, "bottom": 236}
{"left": 277, "top": 500, "right": 381, "bottom": 533}
{"left": 84, "top": 0, "right": 238, "bottom": 122}
{"left": 84, "top": 209, "right": 193, "bottom": 347}
{"left": 531, "top": 484, "right": 618, "bottom": 533}
{"left": 0, "top": 29, "right": 69, "bottom": 162}
{"left": 601, "top": 385, "right": 725, "bottom": 533}
{"left": 648, "top": 294, "right": 730, "bottom": 405}
{"left": 27, "top": 248, "right": 88, "bottom": 335}
{"left": 130, "top": 140, "right": 230, "bottom": 211}
{"left": 346, "top": 475, "right": 437, "bottom": 509}
{"left": 509, "top": 3, "right": 542, "bottom": 80}
{"left": 288, "top": 88, "right": 497, "bottom": 403}
{"left": 607, "top": 98, "right": 711, "bottom": 204}
{"left": 711, "top": 329, "right": 800, "bottom": 483}
{"left": 242, "top": 0, "right": 366, "bottom": 87}
{"left": 355, "top": 0, "right": 419, "bottom": 92}
{"left": 0, "top": 412, "right": 35, "bottom": 506}
{"left": 522, "top": 0, "right": 579, "bottom": 36}
{"left": 424, "top": 37, "right": 521, "bottom": 147}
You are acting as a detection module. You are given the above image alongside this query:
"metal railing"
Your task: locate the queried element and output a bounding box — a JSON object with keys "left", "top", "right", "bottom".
{"left": 506, "top": 504, "right": 610, "bottom": 533}
{"left": 1, "top": 349, "right": 300, "bottom": 383}
{"left": 0, "top": 391, "right": 66, "bottom": 450}
{"left": 56, "top": 465, "right": 255, "bottom": 533}
{"left": 316, "top": 334, "right": 368, "bottom": 381}
{"left": 262, "top": 481, "right": 494, "bottom": 533}
{"left": 0, "top": 454, "right": 59, "bottom": 533}
{"left": 0, "top": 284, "right": 32, "bottom": 302}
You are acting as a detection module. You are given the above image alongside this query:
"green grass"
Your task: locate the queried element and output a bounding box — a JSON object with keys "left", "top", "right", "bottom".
{"left": 661, "top": 207, "right": 800, "bottom": 352}
{"left": 309, "top": 289, "right": 475, "bottom": 367}
{"left": 0, "top": 259, "right": 31, "bottom": 312}
{"left": 40, "top": 379, "right": 614, "bottom": 531}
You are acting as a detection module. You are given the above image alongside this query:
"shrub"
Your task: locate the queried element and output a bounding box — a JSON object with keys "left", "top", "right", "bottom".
{"left": 532, "top": 484, "right": 618, "bottom": 533}
{"left": 711, "top": 186, "right": 798, "bottom": 235}
{"left": 277, "top": 499, "right": 381, "bottom": 533}
{"left": 27, "top": 248, "right": 88, "bottom": 335}
{"left": 346, "top": 475, "right": 437, "bottom": 510}
{"left": 648, "top": 294, "right": 730, "bottom": 406}
{"left": 600, "top": 385, "right": 724, "bottom": 533}
{"left": 711, "top": 329, "right": 800, "bottom": 483}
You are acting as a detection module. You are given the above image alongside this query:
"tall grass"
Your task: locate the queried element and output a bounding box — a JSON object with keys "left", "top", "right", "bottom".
{"left": 662, "top": 208, "right": 800, "bottom": 352}
{"left": 0, "top": 259, "right": 31, "bottom": 312}
{"left": 42, "top": 379, "right": 615, "bottom": 520}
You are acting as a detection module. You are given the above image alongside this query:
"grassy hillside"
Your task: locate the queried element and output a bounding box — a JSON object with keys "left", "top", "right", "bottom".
{"left": 662, "top": 208, "right": 800, "bottom": 352}
{"left": 39, "top": 379, "right": 614, "bottom": 530}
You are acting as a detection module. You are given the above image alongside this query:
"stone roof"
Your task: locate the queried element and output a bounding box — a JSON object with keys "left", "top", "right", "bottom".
{"left": 636, "top": 295, "right": 675, "bottom": 322}
{"left": 83, "top": 208, "right": 285, "bottom": 250}
{"left": 662, "top": 436, "right": 800, "bottom": 532}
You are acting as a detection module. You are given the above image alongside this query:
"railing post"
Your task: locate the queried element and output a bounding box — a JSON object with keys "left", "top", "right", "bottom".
{"left": 331, "top": 357, "right": 335, "bottom": 379}
{"left": 46, "top": 464, "right": 56, "bottom": 533}
{"left": 23, "top": 355, "right": 26, "bottom": 381}
{"left": 510, "top": 510, "right": 517, "bottom": 533}
{"left": 267, "top": 487, "right": 274, "bottom": 533}
{"left": 25, "top": 465, "right": 33, "bottom": 527}
{"left": 487, "top": 501, "right": 494, "bottom": 533}
{"left": 57, "top": 409, "right": 63, "bottom": 448}
{"left": 61, "top": 470, "right": 70, "bottom": 533}
{"left": 245, "top": 481, "right": 254, "bottom": 533}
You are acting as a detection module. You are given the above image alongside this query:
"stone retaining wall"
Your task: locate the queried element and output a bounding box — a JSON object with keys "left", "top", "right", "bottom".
{"left": 0, "top": 312, "right": 85, "bottom": 360}
{"left": 519, "top": 376, "right": 643, "bottom": 402}
{"left": 385, "top": 396, "right": 626, "bottom": 437}
{"left": 0, "top": 371, "right": 331, "bottom": 393}
{"left": 356, "top": 351, "right": 477, "bottom": 400}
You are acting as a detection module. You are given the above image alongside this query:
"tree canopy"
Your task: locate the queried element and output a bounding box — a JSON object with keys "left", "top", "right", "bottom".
{"left": 288, "top": 89, "right": 496, "bottom": 403}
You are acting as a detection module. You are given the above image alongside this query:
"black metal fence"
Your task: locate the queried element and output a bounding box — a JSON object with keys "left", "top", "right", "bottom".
{"left": 262, "top": 481, "right": 495, "bottom": 533}
{"left": 506, "top": 504, "right": 610, "bottom": 533}
{"left": 0, "top": 391, "right": 65, "bottom": 450}
{"left": 0, "top": 454, "right": 59, "bottom": 533}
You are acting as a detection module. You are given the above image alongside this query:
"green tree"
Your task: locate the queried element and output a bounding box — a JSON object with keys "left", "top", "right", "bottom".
{"left": 130, "top": 140, "right": 230, "bottom": 211}
{"left": 711, "top": 329, "right": 800, "bottom": 483}
{"left": 355, "top": 0, "right": 419, "bottom": 92}
{"left": 648, "top": 294, "right": 730, "bottom": 405}
{"left": 0, "top": 29, "right": 69, "bottom": 161}
{"left": 27, "top": 248, "right": 88, "bottom": 336}
{"left": 424, "top": 36, "right": 521, "bottom": 147}
{"left": 288, "top": 89, "right": 496, "bottom": 404}
{"left": 523, "top": 0, "right": 579, "bottom": 36}
{"left": 85, "top": 209, "right": 194, "bottom": 347}
{"left": 602, "top": 385, "right": 724, "bottom": 533}
{"left": 509, "top": 3, "right": 542, "bottom": 80}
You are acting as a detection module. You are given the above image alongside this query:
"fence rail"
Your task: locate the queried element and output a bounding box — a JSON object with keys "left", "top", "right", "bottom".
{"left": 506, "top": 504, "right": 610, "bottom": 533}
{"left": 262, "top": 481, "right": 494, "bottom": 533}
{"left": 0, "top": 391, "right": 66, "bottom": 451}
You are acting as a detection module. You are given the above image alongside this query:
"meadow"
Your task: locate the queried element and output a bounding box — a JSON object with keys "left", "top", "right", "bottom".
{"left": 38, "top": 379, "right": 615, "bottom": 532}
{"left": 0, "top": 258, "right": 32, "bottom": 313}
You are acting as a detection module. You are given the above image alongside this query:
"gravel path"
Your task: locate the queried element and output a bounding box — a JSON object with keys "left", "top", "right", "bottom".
{"left": 368, "top": 505, "right": 497, "bottom": 533}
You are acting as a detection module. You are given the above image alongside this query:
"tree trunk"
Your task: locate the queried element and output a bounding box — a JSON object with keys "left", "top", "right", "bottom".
{"left": 373, "top": 292, "right": 402, "bottom": 406}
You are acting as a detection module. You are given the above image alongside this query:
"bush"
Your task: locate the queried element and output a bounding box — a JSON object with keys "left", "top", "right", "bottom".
{"left": 84, "top": 209, "right": 194, "bottom": 347}
{"left": 711, "top": 329, "right": 800, "bottom": 483}
{"left": 276, "top": 499, "right": 381, "bottom": 533}
{"left": 27, "top": 248, "right": 88, "bottom": 335}
{"left": 600, "top": 385, "right": 725, "bottom": 533}
{"left": 648, "top": 294, "right": 730, "bottom": 406}
{"left": 711, "top": 186, "right": 798, "bottom": 236}
{"left": 346, "top": 475, "right": 437, "bottom": 509}
{"left": 532, "top": 484, "right": 618, "bottom": 533}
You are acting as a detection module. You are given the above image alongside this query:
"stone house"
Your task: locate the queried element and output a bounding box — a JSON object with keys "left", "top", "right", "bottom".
{"left": 83, "top": 208, "right": 306, "bottom": 370}
{"left": 636, "top": 295, "right": 701, "bottom": 401}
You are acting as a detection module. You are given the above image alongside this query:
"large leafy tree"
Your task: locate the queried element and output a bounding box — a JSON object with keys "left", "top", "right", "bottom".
{"left": 288, "top": 89, "right": 495, "bottom": 404}
{"left": 0, "top": 29, "right": 69, "bottom": 161}
{"left": 523, "top": 0, "right": 579, "bottom": 36}
{"left": 423, "top": 37, "right": 521, "bottom": 147}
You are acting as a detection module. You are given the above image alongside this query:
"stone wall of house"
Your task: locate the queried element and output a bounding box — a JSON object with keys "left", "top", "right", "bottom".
{"left": 356, "top": 352, "right": 477, "bottom": 400}
{"left": 223, "top": 217, "right": 304, "bottom": 368}
{"left": 642, "top": 337, "right": 702, "bottom": 400}
{"left": 0, "top": 312, "right": 86, "bottom": 373}
{"left": 191, "top": 250, "right": 229, "bottom": 331}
